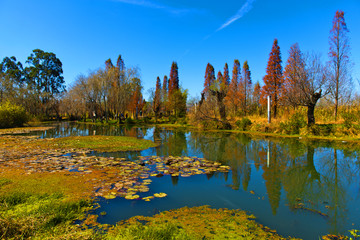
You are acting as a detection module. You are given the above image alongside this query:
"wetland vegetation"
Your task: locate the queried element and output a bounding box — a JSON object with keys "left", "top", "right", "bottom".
{"left": 1, "top": 123, "right": 360, "bottom": 239}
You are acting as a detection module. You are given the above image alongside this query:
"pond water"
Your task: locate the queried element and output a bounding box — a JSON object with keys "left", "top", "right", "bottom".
{"left": 34, "top": 122, "right": 360, "bottom": 239}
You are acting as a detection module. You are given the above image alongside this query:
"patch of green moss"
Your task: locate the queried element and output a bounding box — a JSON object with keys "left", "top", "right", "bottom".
{"left": 108, "top": 206, "right": 298, "bottom": 240}
{"left": 35, "top": 135, "right": 158, "bottom": 152}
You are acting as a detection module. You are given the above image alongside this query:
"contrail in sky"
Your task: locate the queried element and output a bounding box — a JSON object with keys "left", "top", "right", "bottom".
{"left": 217, "top": 0, "right": 256, "bottom": 32}
{"left": 113, "top": 0, "right": 201, "bottom": 15}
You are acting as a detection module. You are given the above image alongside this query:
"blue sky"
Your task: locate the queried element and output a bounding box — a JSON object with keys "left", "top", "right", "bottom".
{"left": 1, "top": 0, "right": 359, "bottom": 100}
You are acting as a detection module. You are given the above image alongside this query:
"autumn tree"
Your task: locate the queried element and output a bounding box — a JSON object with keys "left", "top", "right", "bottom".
{"left": 225, "top": 59, "right": 241, "bottom": 115}
{"left": 217, "top": 71, "right": 223, "bottom": 88}
{"left": 153, "top": 76, "right": 162, "bottom": 120}
{"left": 203, "top": 63, "right": 215, "bottom": 96}
{"left": 197, "top": 64, "right": 231, "bottom": 129}
{"left": 261, "top": 39, "right": 283, "bottom": 118}
{"left": 128, "top": 77, "right": 143, "bottom": 119}
{"left": 283, "top": 44, "right": 328, "bottom": 125}
{"left": 328, "top": 10, "right": 352, "bottom": 120}
{"left": 252, "top": 81, "right": 261, "bottom": 113}
{"left": 168, "top": 61, "right": 179, "bottom": 97}
{"left": 239, "top": 60, "right": 252, "bottom": 115}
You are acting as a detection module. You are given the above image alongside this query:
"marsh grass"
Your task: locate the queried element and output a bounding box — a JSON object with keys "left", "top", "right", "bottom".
{"left": 0, "top": 191, "right": 97, "bottom": 239}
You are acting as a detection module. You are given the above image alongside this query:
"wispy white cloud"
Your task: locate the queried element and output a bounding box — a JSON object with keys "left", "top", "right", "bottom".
{"left": 217, "top": 0, "right": 256, "bottom": 31}
{"left": 112, "top": 0, "right": 201, "bottom": 15}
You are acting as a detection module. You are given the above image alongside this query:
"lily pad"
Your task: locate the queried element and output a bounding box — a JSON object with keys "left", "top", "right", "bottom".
{"left": 154, "top": 192, "right": 167, "bottom": 198}
{"left": 125, "top": 194, "right": 140, "bottom": 200}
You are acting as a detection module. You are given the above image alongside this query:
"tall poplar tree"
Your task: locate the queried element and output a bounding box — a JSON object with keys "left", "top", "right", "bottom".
{"left": 162, "top": 75, "right": 168, "bottom": 115}
{"left": 153, "top": 76, "right": 161, "bottom": 120}
{"left": 261, "top": 39, "right": 283, "bottom": 118}
{"left": 328, "top": 10, "right": 351, "bottom": 120}
{"left": 240, "top": 60, "right": 252, "bottom": 115}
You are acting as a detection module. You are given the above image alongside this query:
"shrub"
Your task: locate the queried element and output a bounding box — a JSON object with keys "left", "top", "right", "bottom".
{"left": 176, "top": 117, "right": 187, "bottom": 125}
{"left": 0, "top": 101, "right": 28, "bottom": 128}
{"left": 235, "top": 118, "right": 252, "bottom": 131}
{"left": 169, "top": 115, "right": 177, "bottom": 124}
{"left": 342, "top": 112, "right": 357, "bottom": 129}
{"left": 303, "top": 124, "right": 334, "bottom": 136}
{"left": 279, "top": 112, "right": 306, "bottom": 135}
{"left": 124, "top": 117, "right": 135, "bottom": 125}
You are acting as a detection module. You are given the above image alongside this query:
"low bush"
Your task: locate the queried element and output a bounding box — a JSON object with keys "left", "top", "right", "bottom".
{"left": 301, "top": 124, "right": 334, "bottom": 136}
{"left": 279, "top": 112, "right": 306, "bottom": 135}
{"left": 124, "top": 117, "right": 135, "bottom": 125}
{"left": 176, "top": 117, "right": 187, "bottom": 125}
{"left": 235, "top": 118, "right": 252, "bottom": 131}
{"left": 0, "top": 101, "right": 28, "bottom": 128}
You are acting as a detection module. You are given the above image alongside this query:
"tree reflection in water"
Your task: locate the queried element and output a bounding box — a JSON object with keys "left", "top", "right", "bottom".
{"left": 42, "top": 123, "right": 360, "bottom": 235}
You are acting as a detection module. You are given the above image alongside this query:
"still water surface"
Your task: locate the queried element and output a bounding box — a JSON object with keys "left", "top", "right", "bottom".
{"left": 33, "top": 122, "right": 360, "bottom": 239}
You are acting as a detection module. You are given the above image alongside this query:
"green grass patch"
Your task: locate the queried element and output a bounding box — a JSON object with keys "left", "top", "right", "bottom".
{"left": 108, "top": 206, "right": 297, "bottom": 240}
{"left": 35, "top": 135, "right": 158, "bottom": 152}
{"left": 0, "top": 191, "right": 98, "bottom": 239}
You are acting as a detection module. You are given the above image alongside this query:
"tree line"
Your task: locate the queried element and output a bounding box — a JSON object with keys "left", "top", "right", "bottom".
{"left": 0, "top": 10, "right": 354, "bottom": 128}
{"left": 0, "top": 49, "right": 65, "bottom": 118}
{"left": 194, "top": 10, "right": 352, "bottom": 128}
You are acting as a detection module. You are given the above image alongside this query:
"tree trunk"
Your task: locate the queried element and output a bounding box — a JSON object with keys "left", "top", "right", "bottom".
{"left": 307, "top": 104, "right": 316, "bottom": 126}
{"left": 307, "top": 91, "right": 322, "bottom": 126}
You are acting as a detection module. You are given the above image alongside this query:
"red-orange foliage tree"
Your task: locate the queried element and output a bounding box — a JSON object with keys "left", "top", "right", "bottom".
{"left": 253, "top": 81, "right": 261, "bottom": 113}
{"left": 217, "top": 71, "right": 223, "bottom": 86}
{"left": 261, "top": 39, "right": 283, "bottom": 118}
{"left": 329, "top": 10, "right": 351, "bottom": 120}
{"left": 203, "top": 63, "right": 215, "bottom": 97}
{"left": 128, "top": 78, "right": 143, "bottom": 119}
{"left": 225, "top": 59, "right": 241, "bottom": 115}
{"left": 220, "top": 63, "right": 230, "bottom": 93}
{"left": 105, "top": 58, "right": 114, "bottom": 70}
{"left": 153, "top": 76, "right": 161, "bottom": 119}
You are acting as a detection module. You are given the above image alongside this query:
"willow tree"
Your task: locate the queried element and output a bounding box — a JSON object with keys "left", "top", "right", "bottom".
{"left": 283, "top": 43, "right": 328, "bottom": 125}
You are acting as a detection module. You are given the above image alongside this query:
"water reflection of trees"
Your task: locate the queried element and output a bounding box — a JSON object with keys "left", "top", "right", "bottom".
{"left": 153, "top": 127, "right": 188, "bottom": 157}
{"left": 50, "top": 124, "right": 360, "bottom": 235}
{"left": 188, "top": 132, "right": 360, "bottom": 234}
